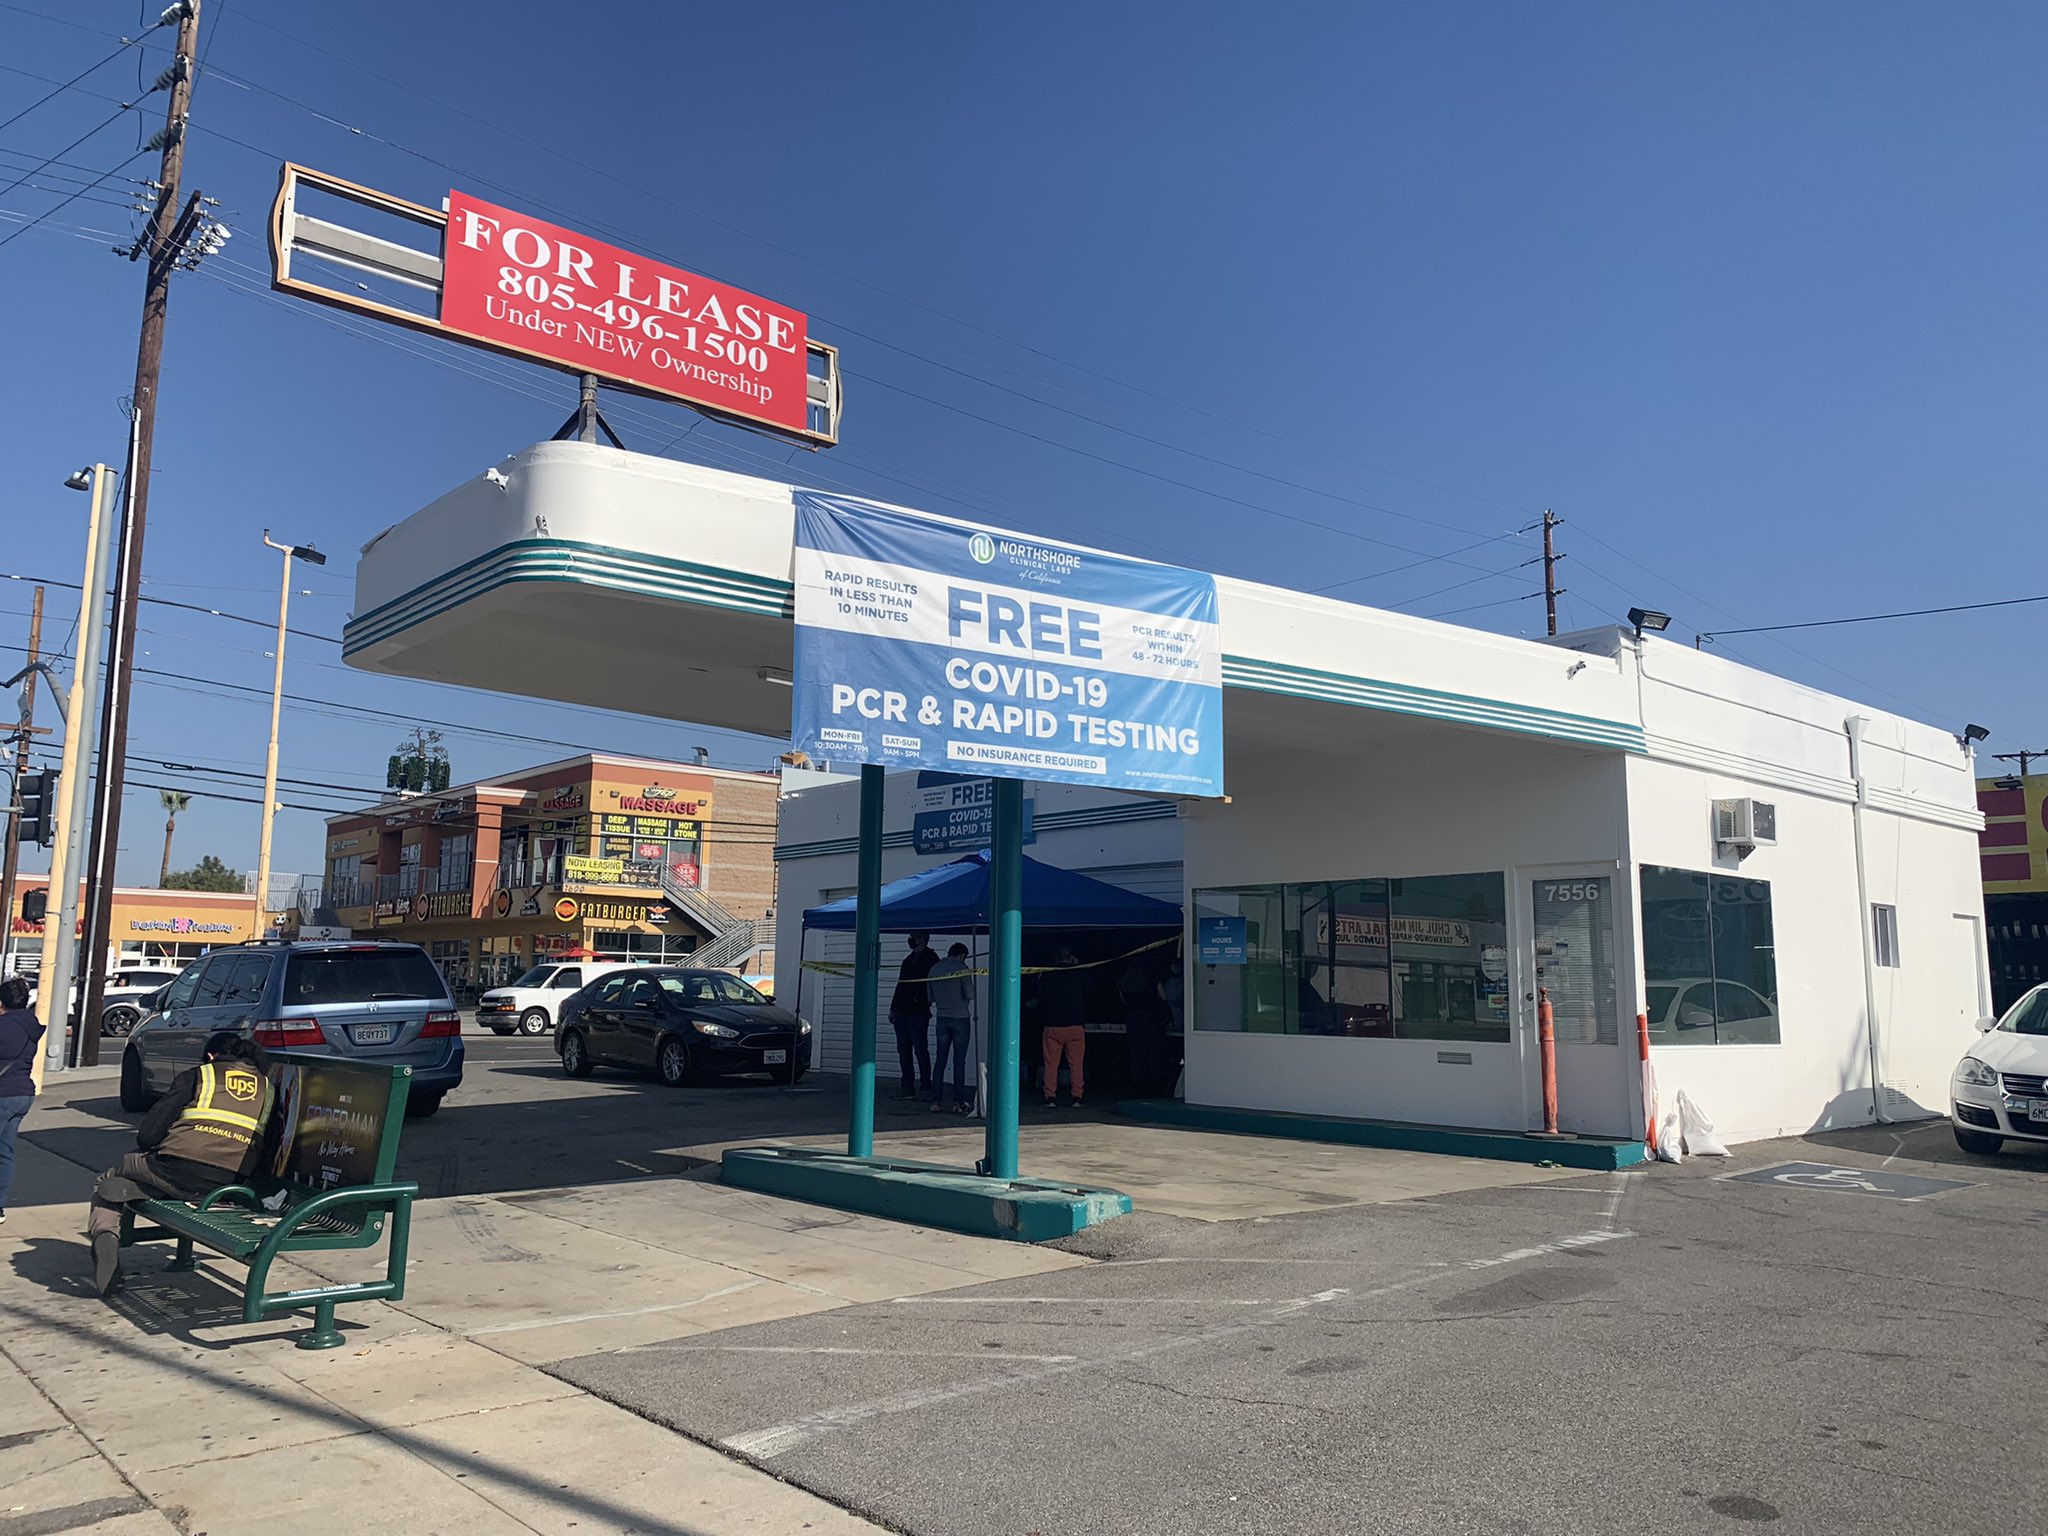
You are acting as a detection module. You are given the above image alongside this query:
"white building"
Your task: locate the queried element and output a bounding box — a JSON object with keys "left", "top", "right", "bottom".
{"left": 345, "top": 441, "right": 1988, "bottom": 1147}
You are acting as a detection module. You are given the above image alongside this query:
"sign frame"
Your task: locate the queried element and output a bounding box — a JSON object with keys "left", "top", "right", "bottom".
{"left": 268, "top": 162, "right": 842, "bottom": 447}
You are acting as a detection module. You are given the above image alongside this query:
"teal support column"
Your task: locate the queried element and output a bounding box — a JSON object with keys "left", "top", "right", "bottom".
{"left": 847, "top": 763, "right": 885, "bottom": 1157}
{"left": 984, "top": 777, "right": 1025, "bottom": 1180}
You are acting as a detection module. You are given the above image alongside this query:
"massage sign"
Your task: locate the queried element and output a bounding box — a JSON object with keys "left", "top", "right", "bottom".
{"left": 790, "top": 493, "right": 1225, "bottom": 798}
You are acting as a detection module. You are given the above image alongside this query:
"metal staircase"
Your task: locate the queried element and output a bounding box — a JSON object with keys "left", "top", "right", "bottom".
{"left": 658, "top": 866, "right": 759, "bottom": 970}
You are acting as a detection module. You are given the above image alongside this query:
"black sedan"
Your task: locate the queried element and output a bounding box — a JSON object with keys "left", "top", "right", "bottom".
{"left": 554, "top": 967, "right": 810, "bottom": 1085}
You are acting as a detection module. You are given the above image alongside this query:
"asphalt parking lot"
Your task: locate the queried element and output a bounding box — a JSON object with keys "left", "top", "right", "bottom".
{"left": 554, "top": 1117, "right": 2048, "bottom": 1536}
{"left": 35, "top": 1032, "right": 2048, "bottom": 1536}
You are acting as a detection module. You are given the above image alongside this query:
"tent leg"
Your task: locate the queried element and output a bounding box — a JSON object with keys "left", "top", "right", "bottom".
{"left": 788, "top": 926, "right": 808, "bottom": 1092}
{"left": 984, "top": 780, "right": 1024, "bottom": 1180}
{"left": 848, "top": 765, "right": 885, "bottom": 1158}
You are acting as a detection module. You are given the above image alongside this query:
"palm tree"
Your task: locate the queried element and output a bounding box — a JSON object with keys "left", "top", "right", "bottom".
{"left": 159, "top": 791, "right": 191, "bottom": 886}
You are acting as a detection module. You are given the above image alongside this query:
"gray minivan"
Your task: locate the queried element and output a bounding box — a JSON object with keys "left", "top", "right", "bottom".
{"left": 120, "top": 939, "right": 463, "bottom": 1118}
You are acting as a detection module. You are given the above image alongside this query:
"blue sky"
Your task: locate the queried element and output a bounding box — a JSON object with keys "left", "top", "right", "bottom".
{"left": 2, "top": 2, "right": 2043, "bottom": 886}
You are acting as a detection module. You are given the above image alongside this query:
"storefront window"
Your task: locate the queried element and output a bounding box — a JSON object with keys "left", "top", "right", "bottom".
{"left": 437, "top": 834, "right": 474, "bottom": 893}
{"left": 1195, "top": 873, "right": 1508, "bottom": 1042}
{"left": 1640, "top": 866, "right": 1780, "bottom": 1045}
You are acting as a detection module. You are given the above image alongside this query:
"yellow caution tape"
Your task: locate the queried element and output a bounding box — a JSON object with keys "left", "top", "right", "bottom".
{"left": 799, "top": 932, "right": 1180, "bottom": 982}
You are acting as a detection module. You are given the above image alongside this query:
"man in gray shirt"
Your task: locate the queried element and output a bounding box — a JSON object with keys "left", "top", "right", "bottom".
{"left": 927, "top": 943, "right": 976, "bottom": 1113}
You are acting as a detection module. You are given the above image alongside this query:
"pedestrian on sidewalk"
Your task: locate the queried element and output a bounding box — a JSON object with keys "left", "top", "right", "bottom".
{"left": 86, "top": 1030, "right": 276, "bottom": 1297}
{"left": 0, "top": 974, "right": 44, "bottom": 1226}
{"left": 887, "top": 932, "right": 938, "bottom": 1101}
{"left": 927, "top": 943, "right": 976, "bottom": 1113}
{"left": 1039, "top": 944, "right": 1087, "bottom": 1108}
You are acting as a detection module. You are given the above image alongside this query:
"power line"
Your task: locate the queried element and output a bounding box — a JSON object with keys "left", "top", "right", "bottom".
{"left": 204, "top": 4, "right": 1549, "bottom": 534}
{"left": 0, "top": 569, "right": 341, "bottom": 643}
{"left": 165, "top": 74, "right": 1529, "bottom": 570}
{"left": 1697, "top": 592, "right": 2048, "bottom": 644}
{"left": 0, "top": 143, "right": 147, "bottom": 251}
{"left": 0, "top": 99, "right": 142, "bottom": 202}
{"left": 0, "top": 34, "right": 145, "bottom": 136}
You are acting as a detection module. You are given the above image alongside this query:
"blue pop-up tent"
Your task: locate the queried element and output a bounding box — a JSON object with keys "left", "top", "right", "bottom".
{"left": 802, "top": 849, "right": 1183, "bottom": 933}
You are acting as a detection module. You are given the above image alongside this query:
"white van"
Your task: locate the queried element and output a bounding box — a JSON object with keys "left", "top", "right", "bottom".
{"left": 478, "top": 960, "right": 645, "bottom": 1035}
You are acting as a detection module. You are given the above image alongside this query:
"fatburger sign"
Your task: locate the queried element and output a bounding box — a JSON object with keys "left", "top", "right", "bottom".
{"left": 440, "top": 191, "right": 809, "bottom": 436}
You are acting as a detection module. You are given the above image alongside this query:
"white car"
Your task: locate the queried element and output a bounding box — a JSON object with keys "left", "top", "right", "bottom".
{"left": 1950, "top": 985, "right": 2048, "bottom": 1155}
{"left": 28, "top": 963, "right": 187, "bottom": 1037}
{"left": 1645, "top": 977, "right": 1779, "bottom": 1044}
{"left": 478, "top": 960, "right": 645, "bottom": 1036}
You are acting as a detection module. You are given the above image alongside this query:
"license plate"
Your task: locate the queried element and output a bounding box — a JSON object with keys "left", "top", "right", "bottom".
{"left": 2029, "top": 1101, "right": 2048, "bottom": 1123}
{"left": 353, "top": 1024, "right": 394, "bottom": 1046}
{"left": 763, "top": 1049, "right": 787, "bottom": 1064}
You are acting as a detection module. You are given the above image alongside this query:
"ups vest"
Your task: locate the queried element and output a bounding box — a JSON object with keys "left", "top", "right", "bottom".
{"left": 157, "top": 1062, "right": 274, "bottom": 1176}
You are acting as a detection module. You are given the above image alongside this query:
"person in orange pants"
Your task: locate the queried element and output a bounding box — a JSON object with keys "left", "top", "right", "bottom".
{"left": 1038, "top": 944, "right": 1087, "bottom": 1107}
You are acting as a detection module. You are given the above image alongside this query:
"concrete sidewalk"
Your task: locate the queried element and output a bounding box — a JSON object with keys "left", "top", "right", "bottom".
{"left": 0, "top": 1134, "right": 1079, "bottom": 1536}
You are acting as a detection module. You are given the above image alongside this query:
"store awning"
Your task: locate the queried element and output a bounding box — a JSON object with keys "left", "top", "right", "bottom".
{"left": 801, "top": 850, "right": 1183, "bottom": 933}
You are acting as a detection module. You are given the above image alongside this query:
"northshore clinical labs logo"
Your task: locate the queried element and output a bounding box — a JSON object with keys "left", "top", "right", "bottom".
{"left": 969, "top": 532, "right": 996, "bottom": 564}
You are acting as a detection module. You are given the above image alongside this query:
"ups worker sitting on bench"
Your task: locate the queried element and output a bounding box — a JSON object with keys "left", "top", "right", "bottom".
{"left": 87, "top": 1030, "right": 275, "bottom": 1297}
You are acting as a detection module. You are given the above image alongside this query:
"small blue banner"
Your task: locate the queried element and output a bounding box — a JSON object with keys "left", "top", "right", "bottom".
{"left": 1198, "top": 915, "right": 1248, "bottom": 965}
{"left": 790, "top": 492, "right": 1225, "bottom": 797}
{"left": 911, "top": 773, "right": 1037, "bottom": 854}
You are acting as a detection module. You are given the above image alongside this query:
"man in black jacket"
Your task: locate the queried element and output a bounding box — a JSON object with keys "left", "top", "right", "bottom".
{"left": 87, "top": 1030, "right": 276, "bottom": 1297}
{"left": 887, "top": 932, "right": 939, "bottom": 1101}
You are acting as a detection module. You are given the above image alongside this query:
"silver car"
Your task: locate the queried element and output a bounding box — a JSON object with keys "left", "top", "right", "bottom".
{"left": 119, "top": 939, "right": 464, "bottom": 1118}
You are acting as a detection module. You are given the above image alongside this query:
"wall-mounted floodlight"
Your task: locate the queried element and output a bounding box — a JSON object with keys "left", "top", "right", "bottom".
{"left": 1627, "top": 607, "right": 1672, "bottom": 639}
{"left": 1962, "top": 723, "right": 1991, "bottom": 746}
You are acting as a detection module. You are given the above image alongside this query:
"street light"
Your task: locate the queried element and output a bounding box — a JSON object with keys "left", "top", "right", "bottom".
{"left": 40, "top": 463, "right": 117, "bottom": 1072}
{"left": 1626, "top": 607, "right": 1672, "bottom": 640}
{"left": 254, "top": 531, "right": 326, "bottom": 934}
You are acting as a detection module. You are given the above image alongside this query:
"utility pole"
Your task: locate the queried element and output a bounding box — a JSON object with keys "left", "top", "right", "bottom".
{"left": 1992, "top": 750, "right": 2048, "bottom": 783}
{"left": 0, "top": 587, "right": 44, "bottom": 972}
{"left": 77, "top": 0, "right": 203, "bottom": 1067}
{"left": 1541, "top": 509, "right": 1565, "bottom": 637}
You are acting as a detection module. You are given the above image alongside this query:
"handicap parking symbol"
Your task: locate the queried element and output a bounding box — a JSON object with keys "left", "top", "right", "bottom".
{"left": 1728, "top": 1160, "right": 1972, "bottom": 1201}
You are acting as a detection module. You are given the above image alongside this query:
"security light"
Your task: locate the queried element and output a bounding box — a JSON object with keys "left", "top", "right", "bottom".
{"left": 1963, "top": 723, "right": 1990, "bottom": 744}
{"left": 1627, "top": 607, "right": 1672, "bottom": 638}
{"left": 63, "top": 469, "right": 92, "bottom": 492}
{"left": 290, "top": 544, "right": 327, "bottom": 566}
{"left": 758, "top": 667, "right": 793, "bottom": 687}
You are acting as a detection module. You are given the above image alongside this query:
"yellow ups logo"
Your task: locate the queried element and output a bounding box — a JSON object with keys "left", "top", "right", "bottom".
{"left": 222, "top": 1069, "right": 260, "bottom": 1102}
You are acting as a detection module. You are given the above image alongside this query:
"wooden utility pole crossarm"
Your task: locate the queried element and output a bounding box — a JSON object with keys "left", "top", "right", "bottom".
{"left": 77, "top": 0, "right": 202, "bottom": 1065}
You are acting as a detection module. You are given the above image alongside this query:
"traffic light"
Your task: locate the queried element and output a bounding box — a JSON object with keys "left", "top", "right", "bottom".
{"left": 20, "top": 888, "right": 46, "bottom": 926}
{"left": 19, "top": 768, "right": 56, "bottom": 847}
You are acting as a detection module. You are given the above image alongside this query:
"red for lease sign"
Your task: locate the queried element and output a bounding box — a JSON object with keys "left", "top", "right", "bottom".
{"left": 439, "top": 190, "right": 810, "bottom": 434}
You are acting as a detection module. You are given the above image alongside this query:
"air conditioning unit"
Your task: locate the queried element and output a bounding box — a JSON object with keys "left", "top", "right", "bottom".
{"left": 1713, "top": 798, "right": 1778, "bottom": 848}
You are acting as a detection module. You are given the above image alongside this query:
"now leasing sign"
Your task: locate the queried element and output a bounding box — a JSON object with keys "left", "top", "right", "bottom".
{"left": 790, "top": 493, "right": 1224, "bottom": 797}
{"left": 440, "top": 190, "right": 810, "bottom": 435}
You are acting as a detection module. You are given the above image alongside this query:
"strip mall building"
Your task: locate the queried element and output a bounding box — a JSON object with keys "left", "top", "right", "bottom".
{"left": 340, "top": 442, "right": 1990, "bottom": 1146}
{"left": 313, "top": 752, "right": 781, "bottom": 996}
{"left": 8, "top": 877, "right": 267, "bottom": 974}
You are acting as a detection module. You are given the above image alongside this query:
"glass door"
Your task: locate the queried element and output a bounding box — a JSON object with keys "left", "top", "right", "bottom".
{"left": 1529, "top": 874, "right": 1618, "bottom": 1046}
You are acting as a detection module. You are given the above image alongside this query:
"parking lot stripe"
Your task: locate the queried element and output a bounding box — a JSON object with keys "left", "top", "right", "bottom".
{"left": 466, "top": 1280, "right": 762, "bottom": 1336}
{"left": 721, "top": 1224, "right": 1636, "bottom": 1462}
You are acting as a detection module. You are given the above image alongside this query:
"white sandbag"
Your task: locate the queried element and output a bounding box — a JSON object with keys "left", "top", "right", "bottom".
{"left": 1676, "top": 1089, "right": 1730, "bottom": 1157}
{"left": 1654, "top": 1107, "right": 1684, "bottom": 1162}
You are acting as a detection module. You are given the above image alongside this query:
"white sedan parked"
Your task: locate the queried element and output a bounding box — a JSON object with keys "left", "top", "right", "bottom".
{"left": 1950, "top": 985, "right": 2048, "bottom": 1155}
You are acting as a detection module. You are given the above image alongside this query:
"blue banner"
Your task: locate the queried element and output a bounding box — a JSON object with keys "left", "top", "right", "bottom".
{"left": 911, "top": 773, "right": 1037, "bottom": 854}
{"left": 791, "top": 493, "right": 1225, "bottom": 797}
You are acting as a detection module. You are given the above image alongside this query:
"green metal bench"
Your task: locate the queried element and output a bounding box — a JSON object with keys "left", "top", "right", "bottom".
{"left": 120, "top": 1052, "right": 418, "bottom": 1350}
